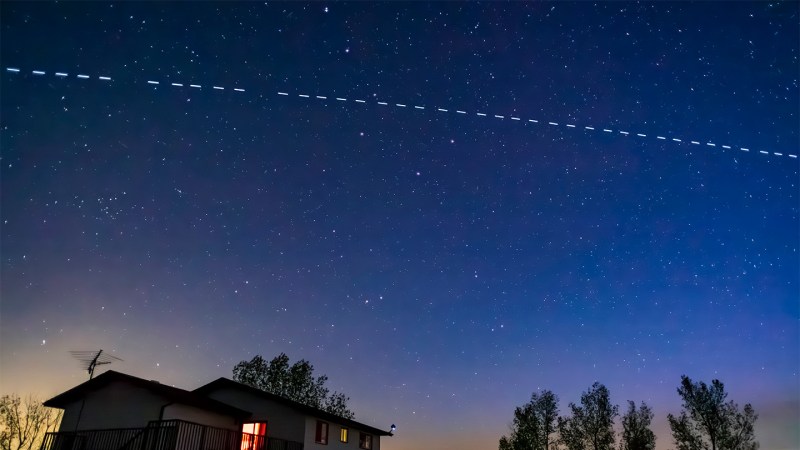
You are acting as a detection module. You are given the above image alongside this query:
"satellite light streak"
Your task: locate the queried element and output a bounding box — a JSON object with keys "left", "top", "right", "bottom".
{"left": 2, "top": 66, "right": 795, "bottom": 161}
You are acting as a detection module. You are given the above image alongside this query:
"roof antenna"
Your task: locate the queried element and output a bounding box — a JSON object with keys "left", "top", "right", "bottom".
{"left": 70, "top": 350, "right": 123, "bottom": 379}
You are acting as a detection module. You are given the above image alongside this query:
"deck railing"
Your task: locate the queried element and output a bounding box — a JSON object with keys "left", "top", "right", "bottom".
{"left": 41, "top": 420, "right": 303, "bottom": 450}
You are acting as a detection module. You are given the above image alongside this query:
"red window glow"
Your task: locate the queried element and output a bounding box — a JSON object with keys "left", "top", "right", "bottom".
{"left": 242, "top": 422, "right": 267, "bottom": 450}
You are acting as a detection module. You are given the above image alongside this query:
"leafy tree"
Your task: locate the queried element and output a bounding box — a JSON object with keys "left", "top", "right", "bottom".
{"left": 619, "top": 401, "right": 656, "bottom": 450}
{"left": 557, "top": 382, "right": 619, "bottom": 450}
{"left": 498, "top": 390, "right": 559, "bottom": 450}
{"left": 233, "top": 353, "right": 355, "bottom": 419}
{"left": 0, "top": 394, "right": 62, "bottom": 450}
{"left": 324, "top": 392, "right": 351, "bottom": 419}
{"left": 667, "top": 375, "right": 758, "bottom": 450}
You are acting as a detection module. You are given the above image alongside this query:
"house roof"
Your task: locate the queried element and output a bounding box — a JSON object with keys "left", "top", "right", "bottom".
{"left": 194, "top": 378, "right": 393, "bottom": 437}
{"left": 43, "top": 370, "right": 251, "bottom": 419}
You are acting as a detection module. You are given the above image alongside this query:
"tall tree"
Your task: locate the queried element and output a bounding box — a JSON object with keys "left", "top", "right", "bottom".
{"left": 619, "top": 401, "right": 656, "bottom": 450}
{"left": 557, "top": 382, "right": 619, "bottom": 450}
{"left": 499, "top": 390, "right": 559, "bottom": 450}
{"left": 538, "top": 391, "right": 560, "bottom": 450}
{"left": 233, "top": 353, "right": 355, "bottom": 419}
{"left": 667, "top": 375, "right": 758, "bottom": 450}
{"left": 0, "top": 394, "right": 62, "bottom": 450}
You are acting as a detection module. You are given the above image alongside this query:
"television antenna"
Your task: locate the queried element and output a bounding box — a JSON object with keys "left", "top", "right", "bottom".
{"left": 70, "top": 350, "right": 123, "bottom": 379}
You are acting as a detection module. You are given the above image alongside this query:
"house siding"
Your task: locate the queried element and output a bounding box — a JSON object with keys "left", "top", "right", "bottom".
{"left": 56, "top": 380, "right": 240, "bottom": 432}
{"left": 303, "top": 417, "right": 380, "bottom": 450}
{"left": 57, "top": 380, "right": 168, "bottom": 431}
{"left": 162, "top": 403, "right": 240, "bottom": 431}
{"left": 201, "top": 387, "right": 306, "bottom": 443}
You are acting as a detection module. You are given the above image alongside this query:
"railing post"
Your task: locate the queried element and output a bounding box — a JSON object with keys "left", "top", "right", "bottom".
{"left": 198, "top": 426, "right": 206, "bottom": 450}
{"left": 141, "top": 424, "right": 151, "bottom": 450}
{"left": 38, "top": 421, "right": 303, "bottom": 450}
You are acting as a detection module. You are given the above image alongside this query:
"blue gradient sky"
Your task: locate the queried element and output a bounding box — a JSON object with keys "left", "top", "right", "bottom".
{"left": 1, "top": 2, "right": 797, "bottom": 450}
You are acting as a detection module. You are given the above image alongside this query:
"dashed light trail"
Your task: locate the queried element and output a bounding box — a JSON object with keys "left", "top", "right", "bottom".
{"left": 5, "top": 66, "right": 796, "bottom": 161}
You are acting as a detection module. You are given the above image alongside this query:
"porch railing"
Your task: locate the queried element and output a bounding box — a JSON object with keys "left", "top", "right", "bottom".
{"left": 41, "top": 420, "right": 303, "bottom": 450}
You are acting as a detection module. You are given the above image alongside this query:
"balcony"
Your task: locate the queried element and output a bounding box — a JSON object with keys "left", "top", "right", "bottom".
{"left": 41, "top": 420, "right": 303, "bottom": 450}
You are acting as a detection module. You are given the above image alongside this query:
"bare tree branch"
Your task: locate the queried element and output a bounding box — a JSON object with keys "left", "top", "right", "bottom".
{"left": 0, "top": 394, "right": 62, "bottom": 450}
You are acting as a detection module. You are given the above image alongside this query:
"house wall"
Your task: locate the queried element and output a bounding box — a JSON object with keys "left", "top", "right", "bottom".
{"left": 56, "top": 380, "right": 240, "bottom": 432}
{"left": 302, "top": 417, "right": 380, "bottom": 450}
{"left": 57, "top": 380, "right": 168, "bottom": 431}
{"left": 202, "top": 388, "right": 306, "bottom": 443}
{"left": 162, "top": 403, "right": 240, "bottom": 431}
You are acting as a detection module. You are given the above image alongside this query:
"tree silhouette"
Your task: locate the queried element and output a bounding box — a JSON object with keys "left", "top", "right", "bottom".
{"left": 557, "top": 382, "right": 619, "bottom": 450}
{"left": 233, "top": 353, "right": 354, "bottom": 419}
{"left": 667, "top": 375, "right": 758, "bottom": 450}
{"left": 498, "top": 390, "right": 559, "bottom": 450}
{"left": 0, "top": 394, "right": 62, "bottom": 450}
{"left": 619, "top": 401, "right": 656, "bottom": 450}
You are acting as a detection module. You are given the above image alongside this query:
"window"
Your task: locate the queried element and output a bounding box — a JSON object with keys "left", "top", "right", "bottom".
{"left": 242, "top": 423, "right": 268, "bottom": 436}
{"left": 241, "top": 422, "right": 267, "bottom": 450}
{"left": 340, "top": 427, "right": 349, "bottom": 443}
{"left": 315, "top": 421, "right": 329, "bottom": 445}
{"left": 359, "top": 433, "right": 372, "bottom": 449}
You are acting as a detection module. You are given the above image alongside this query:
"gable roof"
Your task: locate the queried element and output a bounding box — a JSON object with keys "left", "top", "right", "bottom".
{"left": 43, "top": 370, "right": 251, "bottom": 419}
{"left": 194, "top": 378, "right": 393, "bottom": 436}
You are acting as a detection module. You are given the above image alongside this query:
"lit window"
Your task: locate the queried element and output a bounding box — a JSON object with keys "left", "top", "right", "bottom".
{"left": 359, "top": 433, "right": 372, "bottom": 449}
{"left": 315, "top": 421, "right": 329, "bottom": 445}
{"left": 241, "top": 422, "right": 267, "bottom": 450}
{"left": 340, "top": 428, "right": 349, "bottom": 443}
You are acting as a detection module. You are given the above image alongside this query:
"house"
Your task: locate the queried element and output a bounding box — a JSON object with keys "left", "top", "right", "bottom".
{"left": 193, "top": 378, "right": 389, "bottom": 450}
{"left": 43, "top": 371, "right": 249, "bottom": 432}
{"left": 42, "top": 370, "right": 392, "bottom": 450}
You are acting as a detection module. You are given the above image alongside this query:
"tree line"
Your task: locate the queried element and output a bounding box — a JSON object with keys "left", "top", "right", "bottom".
{"left": 498, "top": 376, "right": 758, "bottom": 450}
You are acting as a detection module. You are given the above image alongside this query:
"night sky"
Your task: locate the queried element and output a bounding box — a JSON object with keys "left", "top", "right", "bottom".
{"left": 1, "top": 2, "right": 797, "bottom": 450}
